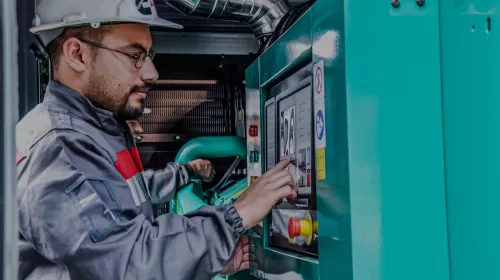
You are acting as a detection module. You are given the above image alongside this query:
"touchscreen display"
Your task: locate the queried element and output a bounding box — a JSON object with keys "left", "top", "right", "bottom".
{"left": 266, "top": 77, "right": 318, "bottom": 256}
{"left": 277, "top": 85, "right": 313, "bottom": 207}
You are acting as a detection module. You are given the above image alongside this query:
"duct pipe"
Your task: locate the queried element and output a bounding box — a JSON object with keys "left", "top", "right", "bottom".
{"left": 164, "top": 0, "right": 290, "bottom": 39}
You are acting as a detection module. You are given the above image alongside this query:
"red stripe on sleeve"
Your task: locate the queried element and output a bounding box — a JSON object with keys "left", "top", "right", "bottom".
{"left": 129, "top": 147, "right": 144, "bottom": 172}
{"left": 115, "top": 149, "right": 139, "bottom": 180}
{"left": 16, "top": 150, "right": 26, "bottom": 165}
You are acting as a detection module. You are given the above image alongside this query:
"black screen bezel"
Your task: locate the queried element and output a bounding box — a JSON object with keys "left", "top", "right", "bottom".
{"left": 265, "top": 74, "right": 319, "bottom": 258}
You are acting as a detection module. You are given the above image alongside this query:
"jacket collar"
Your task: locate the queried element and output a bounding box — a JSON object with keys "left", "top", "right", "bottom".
{"left": 42, "top": 80, "right": 129, "bottom": 135}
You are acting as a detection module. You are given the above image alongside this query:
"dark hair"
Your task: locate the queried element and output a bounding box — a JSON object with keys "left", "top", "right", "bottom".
{"left": 47, "top": 25, "right": 114, "bottom": 70}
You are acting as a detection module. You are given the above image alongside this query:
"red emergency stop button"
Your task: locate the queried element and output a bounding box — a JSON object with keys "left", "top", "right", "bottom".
{"left": 249, "top": 125, "right": 258, "bottom": 137}
{"left": 288, "top": 217, "right": 301, "bottom": 239}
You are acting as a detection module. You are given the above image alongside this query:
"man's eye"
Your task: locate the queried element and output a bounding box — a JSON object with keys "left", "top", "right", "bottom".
{"left": 134, "top": 52, "right": 146, "bottom": 59}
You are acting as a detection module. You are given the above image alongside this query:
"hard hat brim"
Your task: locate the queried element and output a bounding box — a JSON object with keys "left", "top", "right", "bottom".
{"left": 29, "top": 16, "right": 183, "bottom": 34}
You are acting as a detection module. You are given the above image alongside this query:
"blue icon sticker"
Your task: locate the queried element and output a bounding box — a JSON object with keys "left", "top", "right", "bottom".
{"left": 316, "top": 110, "right": 325, "bottom": 141}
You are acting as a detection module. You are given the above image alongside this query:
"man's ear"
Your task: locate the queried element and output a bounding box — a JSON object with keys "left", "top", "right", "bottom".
{"left": 61, "top": 38, "right": 91, "bottom": 73}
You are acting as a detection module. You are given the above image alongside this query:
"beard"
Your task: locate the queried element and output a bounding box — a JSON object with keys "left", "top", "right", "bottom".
{"left": 83, "top": 70, "right": 149, "bottom": 121}
{"left": 115, "top": 94, "right": 145, "bottom": 120}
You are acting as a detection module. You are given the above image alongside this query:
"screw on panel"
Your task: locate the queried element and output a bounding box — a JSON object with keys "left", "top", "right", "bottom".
{"left": 417, "top": 0, "right": 425, "bottom": 7}
{"left": 392, "top": 0, "right": 400, "bottom": 8}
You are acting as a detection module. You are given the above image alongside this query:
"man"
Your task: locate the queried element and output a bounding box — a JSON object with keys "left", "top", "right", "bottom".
{"left": 16, "top": 0, "right": 298, "bottom": 280}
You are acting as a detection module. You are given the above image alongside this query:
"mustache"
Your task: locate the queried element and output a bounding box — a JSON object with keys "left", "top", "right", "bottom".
{"left": 130, "top": 82, "right": 153, "bottom": 93}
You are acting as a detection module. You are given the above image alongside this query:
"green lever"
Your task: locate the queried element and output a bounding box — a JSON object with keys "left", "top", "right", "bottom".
{"left": 175, "top": 136, "right": 247, "bottom": 164}
{"left": 171, "top": 136, "right": 247, "bottom": 214}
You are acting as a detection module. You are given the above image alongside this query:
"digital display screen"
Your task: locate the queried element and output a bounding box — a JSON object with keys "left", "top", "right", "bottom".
{"left": 277, "top": 84, "right": 313, "bottom": 207}
{"left": 265, "top": 75, "right": 318, "bottom": 257}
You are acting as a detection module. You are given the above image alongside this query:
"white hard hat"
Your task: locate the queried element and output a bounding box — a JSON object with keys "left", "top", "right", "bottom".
{"left": 30, "top": 0, "right": 182, "bottom": 46}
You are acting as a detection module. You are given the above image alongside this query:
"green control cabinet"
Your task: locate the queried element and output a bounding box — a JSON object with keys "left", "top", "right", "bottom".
{"left": 241, "top": 0, "right": 451, "bottom": 279}
{"left": 171, "top": 1, "right": 500, "bottom": 279}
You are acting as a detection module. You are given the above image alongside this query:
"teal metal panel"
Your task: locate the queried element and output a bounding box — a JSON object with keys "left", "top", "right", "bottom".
{"left": 440, "top": 1, "right": 500, "bottom": 279}
{"left": 343, "top": 1, "right": 450, "bottom": 280}
{"left": 259, "top": 10, "right": 312, "bottom": 86}
{"left": 244, "top": 57, "right": 262, "bottom": 186}
{"left": 241, "top": 1, "right": 454, "bottom": 279}
{"left": 311, "top": 0, "right": 352, "bottom": 279}
{"left": 244, "top": 59, "right": 267, "bottom": 279}
{"left": 243, "top": 9, "right": 321, "bottom": 280}
{"left": 245, "top": 59, "right": 260, "bottom": 100}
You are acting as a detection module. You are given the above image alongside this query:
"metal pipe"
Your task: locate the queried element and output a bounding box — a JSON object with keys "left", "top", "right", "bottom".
{"left": 1, "top": 0, "right": 20, "bottom": 278}
{"left": 174, "top": 136, "right": 246, "bottom": 164}
{"left": 164, "top": 0, "right": 290, "bottom": 39}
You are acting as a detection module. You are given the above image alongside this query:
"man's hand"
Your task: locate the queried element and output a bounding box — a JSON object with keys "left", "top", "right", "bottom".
{"left": 188, "top": 159, "right": 215, "bottom": 182}
{"left": 220, "top": 235, "right": 250, "bottom": 275}
{"left": 232, "top": 158, "right": 298, "bottom": 230}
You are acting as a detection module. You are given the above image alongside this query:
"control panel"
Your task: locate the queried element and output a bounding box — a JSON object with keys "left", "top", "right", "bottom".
{"left": 264, "top": 64, "right": 318, "bottom": 257}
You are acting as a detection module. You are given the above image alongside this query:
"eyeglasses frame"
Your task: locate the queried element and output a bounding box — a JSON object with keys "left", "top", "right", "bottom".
{"left": 79, "top": 39, "right": 155, "bottom": 69}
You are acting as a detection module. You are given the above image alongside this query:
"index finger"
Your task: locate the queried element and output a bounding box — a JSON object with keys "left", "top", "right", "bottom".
{"left": 264, "top": 158, "right": 291, "bottom": 176}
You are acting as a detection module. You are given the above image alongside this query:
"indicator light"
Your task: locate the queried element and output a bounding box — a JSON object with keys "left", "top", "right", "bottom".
{"left": 249, "top": 151, "right": 259, "bottom": 163}
{"left": 249, "top": 125, "right": 258, "bottom": 137}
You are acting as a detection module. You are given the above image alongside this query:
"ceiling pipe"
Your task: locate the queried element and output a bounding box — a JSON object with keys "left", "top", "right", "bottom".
{"left": 164, "top": 0, "right": 290, "bottom": 39}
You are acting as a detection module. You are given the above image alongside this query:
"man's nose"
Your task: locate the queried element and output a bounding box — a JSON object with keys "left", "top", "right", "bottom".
{"left": 141, "top": 58, "right": 159, "bottom": 82}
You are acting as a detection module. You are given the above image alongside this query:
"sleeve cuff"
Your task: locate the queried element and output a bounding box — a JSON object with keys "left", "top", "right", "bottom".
{"left": 184, "top": 163, "right": 197, "bottom": 180}
{"left": 225, "top": 205, "right": 245, "bottom": 239}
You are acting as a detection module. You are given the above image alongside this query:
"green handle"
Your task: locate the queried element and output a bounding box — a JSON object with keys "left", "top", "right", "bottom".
{"left": 172, "top": 136, "right": 247, "bottom": 215}
{"left": 174, "top": 136, "right": 247, "bottom": 163}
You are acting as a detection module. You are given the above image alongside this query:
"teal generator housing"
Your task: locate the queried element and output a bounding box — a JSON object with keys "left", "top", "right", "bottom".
{"left": 242, "top": 0, "right": 449, "bottom": 279}
{"left": 172, "top": 0, "right": 500, "bottom": 279}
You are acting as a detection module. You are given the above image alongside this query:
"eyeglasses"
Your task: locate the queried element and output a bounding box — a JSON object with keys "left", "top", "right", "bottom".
{"left": 80, "top": 39, "right": 155, "bottom": 69}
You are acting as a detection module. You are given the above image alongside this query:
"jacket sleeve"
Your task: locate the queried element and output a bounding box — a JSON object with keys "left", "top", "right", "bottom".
{"left": 17, "top": 129, "right": 244, "bottom": 280}
{"left": 143, "top": 162, "right": 195, "bottom": 204}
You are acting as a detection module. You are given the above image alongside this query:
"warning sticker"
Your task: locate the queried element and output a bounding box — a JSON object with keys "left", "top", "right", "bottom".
{"left": 313, "top": 60, "right": 325, "bottom": 101}
{"left": 316, "top": 148, "right": 326, "bottom": 180}
{"left": 313, "top": 60, "right": 326, "bottom": 180}
{"left": 315, "top": 102, "right": 326, "bottom": 149}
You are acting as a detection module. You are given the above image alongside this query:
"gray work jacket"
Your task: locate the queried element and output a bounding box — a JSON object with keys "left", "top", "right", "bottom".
{"left": 16, "top": 80, "right": 244, "bottom": 280}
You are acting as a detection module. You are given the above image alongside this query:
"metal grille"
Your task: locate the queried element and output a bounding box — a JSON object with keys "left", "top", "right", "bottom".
{"left": 136, "top": 80, "right": 244, "bottom": 215}
{"left": 139, "top": 80, "right": 229, "bottom": 136}
{"left": 138, "top": 79, "right": 233, "bottom": 168}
